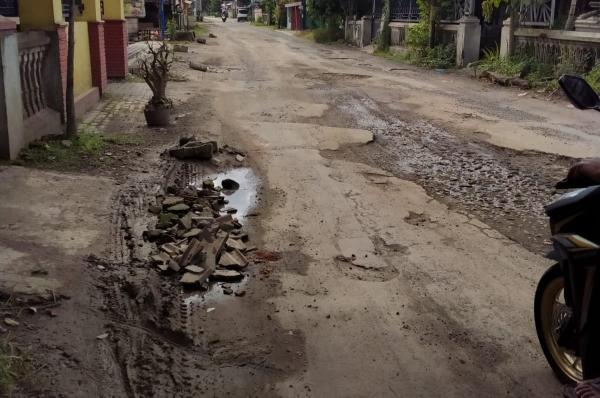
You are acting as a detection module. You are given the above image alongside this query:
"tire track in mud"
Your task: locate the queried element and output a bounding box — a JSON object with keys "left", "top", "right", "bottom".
{"left": 94, "top": 156, "right": 307, "bottom": 397}
{"left": 324, "top": 92, "right": 572, "bottom": 254}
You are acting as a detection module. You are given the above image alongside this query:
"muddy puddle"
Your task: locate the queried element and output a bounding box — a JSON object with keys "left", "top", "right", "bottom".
{"left": 207, "top": 167, "right": 259, "bottom": 219}
{"left": 178, "top": 167, "right": 259, "bottom": 344}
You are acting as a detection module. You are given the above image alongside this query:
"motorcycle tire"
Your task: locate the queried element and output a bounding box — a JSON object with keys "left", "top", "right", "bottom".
{"left": 534, "top": 263, "right": 582, "bottom": 384}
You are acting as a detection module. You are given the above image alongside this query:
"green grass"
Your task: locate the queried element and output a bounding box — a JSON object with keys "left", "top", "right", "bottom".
{"left": 312, "top": 26, "right": 344, "bottom": 43}
{"left": 251, "top": 21, "right": 277, "bottom": 29}
{"left": 124, "top": 74, "right": 144, "bottom": 83}
{"left": 193, "top": 23, "right": 208, "bottom": 37}
{"left": 295, "top": 30, "right": 315, "bottom": 41}
{"left": 0, "top": 340, "right": 28, "bottom": 396}
{"left": 375, "top": 45, "right": 455, "bottom": 70}
{"left": 374, "top": 49, "right": 410, "bottom": 63}
{"left": 19, "top": 127, "right": 141, "bottom": 167}
{"left": 476, "top": 48, "right": 593, "bottom": 91}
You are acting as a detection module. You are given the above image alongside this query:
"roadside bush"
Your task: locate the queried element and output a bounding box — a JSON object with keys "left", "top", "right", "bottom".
{"left": 313, "top": 25, "right": 343, "bottom": 43}
{"left": 167, "top": 19, "right": 177, "bottom": 40}
{"left": 255, "top": 15, "right": 264, "bottom": 24}
{"left": 585, "top": 63, "right": 600, "bottom": 92}
{"left": 479, "top": 48, "right": 530, "bottom": 76}
{"left": 421, "top": 44, "right": 455, "bottom": 69}
{"left": 405, "top": 20, "right": 429, "bottom": 58}
{"left": 477, "top": 47, "right": 600, "bottom": 90}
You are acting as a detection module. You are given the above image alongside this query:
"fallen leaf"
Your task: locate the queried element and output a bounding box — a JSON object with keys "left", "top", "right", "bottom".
{"left": 96, "top": 333, "right": 109, "bottom": 340}
{"left": 207, "top": 307, "right": 216, "bottom": 313}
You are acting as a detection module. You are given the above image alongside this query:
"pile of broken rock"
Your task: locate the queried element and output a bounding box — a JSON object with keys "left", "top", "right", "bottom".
{"left": 144, "top": 177, "right": 252, "bottom": 289}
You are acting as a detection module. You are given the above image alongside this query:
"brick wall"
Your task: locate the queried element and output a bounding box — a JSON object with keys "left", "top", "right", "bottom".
{"left": 88, "top": 22, "right": 108, "bottom": 94}
{"left": 57, "top": 24, "right": 67, "bottom": 103}
{"left": 104, "top": 20, "right": 128, "bottom": 79}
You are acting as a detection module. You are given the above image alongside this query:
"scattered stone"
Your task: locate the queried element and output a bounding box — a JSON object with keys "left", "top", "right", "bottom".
{"left": 163, "top": 196, "right": 184, "bottom": 207}
{"left": 226, "top": 238, "right": 246, "bottom": 252}
{"left": 157, "top": 212, "right": 179, "bottom": 229}
{"left": 196, "top": 38, "right": 207, "bottom": 44}
{"left": 179, "top": 212, "right": 194, "bottom": 230}
{"left": 96, "top": 333, "right": 109, "bottom": 340}
{"left": 189, "top": 61, "right": 208, "bottom": 72}
{"left": 218, "top": 249, "right": 248, "bottom": 269}
{"left": 207, "top": 307, "right": 215, "bottom": 312}
{"left": 180, "top": 272, "right": 202, "bottom": 285}
{"left": 169, "top": 259, "right": 181, "bottom": 272}
{"left": 179, "top": 135, "right": 197, "bottom": 146}
{"left": 28, "top": 307, "right": 37, "bottom": 314}
{"left": 157, "top": 262, "right": 169, "bottom": 272}
{"left": 167, "top": 203, "right": 190, "bottom": 212}
{"left": 221, "top": 178, "right": 240, "bottom": 190}
{"left": 234, "top": 290, "right": 246, "bottom": 297}
{"left": 179, "top": 238, "right": 205, "bottom": 267}
{"left": 173, "top": 44, "right": 189, "bottom": 52}
{"left": 209, "top": 33, "right": 217, "bottom": 38}
{"left": 4, "top": 318, "right": 19, "bottom": 326}
{"left": 223, "top": 286, "right": 233, "bottom": 295}
{"left": 145, "top": 229, "right": 167, "bottom": 241}
{"left": 212, "top": 269, "right": 243, "bottom": 282}
{"left": 183, "top": 228, "right": 201, "bottom": 238}
{"left": 46, "top": 309, "right": 58, "bottom": 317}
{"left": 186, "top": 265, "right": 205, "bottom": 273}
{"left": 169, "top": 141, "right": 213, "bottom": 159}
{"left": 235, "top": 154, "right": 245, "bottom": 162}
{"left": 160, "top": 242, "right": 180, "bottom": 257}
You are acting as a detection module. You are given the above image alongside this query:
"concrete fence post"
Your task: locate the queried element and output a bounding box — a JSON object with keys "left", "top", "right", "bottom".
{"left": 361, "top": 16, "right": 372, "bottom": 47}
{"left": 500, "top": 17, "right": 514, "bottom": 58}
{"left": 0, "top": 19, "right": 24, "bottom": 160}
{"left": 456, "top": 16, "right": 481, "bottom": 66}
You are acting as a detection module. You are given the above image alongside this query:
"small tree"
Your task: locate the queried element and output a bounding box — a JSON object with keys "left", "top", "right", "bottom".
{"left": 138, "top": 42, "right": 173, "bottom": 111}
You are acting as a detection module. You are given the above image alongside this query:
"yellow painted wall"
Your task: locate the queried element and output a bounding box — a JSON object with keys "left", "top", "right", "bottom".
{"left": 18, "top": 0, "right": 63, "bottom": 30}
{"left": 103, "top": 0, "right": 125, "bottom": 20}
{"left": 78, "top": 0, "right": 102, "bottom": 22}
{"left": 72, "top": 22, "right": 93, "bottom": 97}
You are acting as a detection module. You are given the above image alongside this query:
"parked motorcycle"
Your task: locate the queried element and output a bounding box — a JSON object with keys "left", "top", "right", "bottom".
{"left": 221, "top": 11, "right": 228, "bottom": 22}
{"left": 535, "top": 75, "right": 600, "bottom": 384}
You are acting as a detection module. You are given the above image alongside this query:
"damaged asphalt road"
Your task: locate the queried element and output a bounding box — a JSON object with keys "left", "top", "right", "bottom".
{"left": 5, "top": 17, "right": 600, "bottom": 398}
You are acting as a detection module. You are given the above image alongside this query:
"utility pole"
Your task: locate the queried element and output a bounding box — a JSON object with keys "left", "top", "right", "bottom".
{"left": 159, "top": 0, "right": 165, "bottom": 39}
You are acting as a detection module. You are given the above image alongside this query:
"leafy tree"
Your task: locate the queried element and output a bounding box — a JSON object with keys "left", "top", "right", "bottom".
{"left": 262, "top": 0, "right": 277, "bottom": 24}
{"left": 376, "top": 0, "right": 390, "bottom": 51}
{"left": 210, "top": 0, "right": 222, "bottom": 15}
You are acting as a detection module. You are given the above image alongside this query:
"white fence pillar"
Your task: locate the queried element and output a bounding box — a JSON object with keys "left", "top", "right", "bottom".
{"left": 0, "top": 20, "right": 24, "bottom": 160}
{"left": 500, "top": 18, "right": 514, "bottom": 57}
{"left": 456, "top": 16, "right": 481, "bottom": 66}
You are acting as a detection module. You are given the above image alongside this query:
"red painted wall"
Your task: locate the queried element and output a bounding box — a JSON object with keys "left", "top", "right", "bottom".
{"left": 104, "top": 20, "right": 128, "bottom": 79}
{"left": 88, "top": 22, "right": 108, "bottom": 94}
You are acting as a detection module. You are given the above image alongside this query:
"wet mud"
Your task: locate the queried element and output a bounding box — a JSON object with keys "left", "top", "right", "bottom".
{"left": 91, "top": 157, "right": 305, "bottom": 398}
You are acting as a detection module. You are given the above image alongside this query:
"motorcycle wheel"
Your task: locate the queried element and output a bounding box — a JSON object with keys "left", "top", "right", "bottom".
{"left": 535, "top": 263, "right": 583, "bottom": 384}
